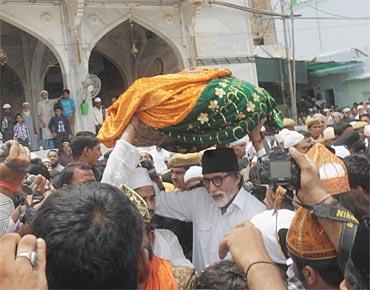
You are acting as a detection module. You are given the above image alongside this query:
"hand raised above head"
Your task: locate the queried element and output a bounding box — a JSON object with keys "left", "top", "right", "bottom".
{"left": 289, "top": 147, "right": 328, "bottom": 206}
{"left": 120, "top": 114, "right": 145, "bottom": 144}
{"left": 5, "top": 140, "right": 30, "bottom": 168}
{"left": 0, "top": 141, "right": 30, "bottom": 188}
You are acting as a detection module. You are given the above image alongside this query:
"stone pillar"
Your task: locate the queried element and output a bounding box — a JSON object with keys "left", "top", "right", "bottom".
{"left": 61, "top": 1, "right": 95, "bottom": 133}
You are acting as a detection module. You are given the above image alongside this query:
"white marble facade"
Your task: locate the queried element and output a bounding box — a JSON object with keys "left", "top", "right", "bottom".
{"left": 0, "top": 0, "right": 257, "bottom": 132}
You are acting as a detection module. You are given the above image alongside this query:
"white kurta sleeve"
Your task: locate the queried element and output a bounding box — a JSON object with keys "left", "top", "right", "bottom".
{"left": 0, "top": 193, "right": 15, "bottom": 236}
{"left": 156, "top": 187, "right": 204, "bottom": 222}
{"left": 167, "top": 230, "right": 194, "bottom": 268}
{"left": 91, "top": 108, "right": 99, "bottom": 126}
{"left": 101, "top": 140, "right": 140, "bottom": 188}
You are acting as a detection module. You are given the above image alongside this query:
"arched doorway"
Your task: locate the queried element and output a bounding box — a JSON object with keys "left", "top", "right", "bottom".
{"left": 44, "top": 64, "right": 64, "bottom": 99}
{"left": 0, "top": 20, "right": 64, "bottom": 109}
{"left": 0, "top": 65, "right": 25, "bottom": 113}
{"left": 89, "top": 50, "right": 126, "bottom": 107}
{"left": 88, "top": 20, "right": 182, "bottom": 104}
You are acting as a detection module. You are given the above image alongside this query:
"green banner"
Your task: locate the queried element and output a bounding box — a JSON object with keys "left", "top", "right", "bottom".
{"left": 291, "top": 0, "right": 311, "bottom": 6}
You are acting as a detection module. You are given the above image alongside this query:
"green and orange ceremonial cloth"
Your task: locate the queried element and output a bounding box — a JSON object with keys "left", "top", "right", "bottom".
{"left": 98, "top": 68, "right": 283, "bottom": 152}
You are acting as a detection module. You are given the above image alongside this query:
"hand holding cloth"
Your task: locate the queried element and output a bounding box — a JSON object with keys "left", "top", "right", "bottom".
{"left": 98, "top": 68, "right": 283, "bottom": 152}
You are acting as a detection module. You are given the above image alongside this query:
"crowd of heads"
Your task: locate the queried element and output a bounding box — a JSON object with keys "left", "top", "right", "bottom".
{"left": 0, "top": 97, "right": 369, "bottom": 290}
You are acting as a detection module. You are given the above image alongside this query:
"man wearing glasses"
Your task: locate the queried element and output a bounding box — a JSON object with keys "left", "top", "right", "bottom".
{"left": 154, "top": 147, "right": 266, "bottom": 272}
{"left": 102, "top": 117, "right": 266, "bottom": 272}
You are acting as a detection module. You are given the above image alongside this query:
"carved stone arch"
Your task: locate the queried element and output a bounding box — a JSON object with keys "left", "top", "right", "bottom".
{"left": 0, "top": 15, "right": 67, "bottom": 85}
{"left": 86, "top": 12, "right": 185, "bottom": 71}
{"left": 92, "top": 48, "right": 129, "bottom": 89}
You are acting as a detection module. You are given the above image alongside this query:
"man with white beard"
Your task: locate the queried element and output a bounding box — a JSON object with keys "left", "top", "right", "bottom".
{"left": 102, "top": 117, "right": 266, "bottom": 272}
{"left": 21, "top": 102, "right": 39, "bottom": 151}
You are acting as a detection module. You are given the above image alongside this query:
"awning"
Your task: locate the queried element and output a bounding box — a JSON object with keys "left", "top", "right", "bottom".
{"left": 307, "top": 61, "right": 360, "bottom": 76}
{"left": 255, "top": 57, "right": 307, "bottom": 84}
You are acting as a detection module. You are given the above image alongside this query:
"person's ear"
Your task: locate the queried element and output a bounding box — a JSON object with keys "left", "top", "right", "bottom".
{"left": 137, "top": 247, "right": 150, "bottom": 284}
{"left": 83, "top": 147, "right": 90, "bottom": 156}
{"left": 234, "top": 173, "right": 242, "bottom": 184}
{"left": 302, "top": 265, "right": 316, "bottom": 286}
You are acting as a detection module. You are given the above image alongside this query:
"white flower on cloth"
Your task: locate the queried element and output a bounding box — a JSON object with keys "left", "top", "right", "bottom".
{"left": 208, "top": 100, "right": 219, "bottom": 111}
{"left": 187, "top": 124, "right": 194, "bottom": 130}
{"left": 236, "top": 112, "right": 246, "bottom": 120}
{"left": 255, "top": 87, "right": 264, "bottom": 94}
{"left": 215, "top": 87, "right": 226, "bottom": 98}
{"left": 246, "top": 102, "right": 255, "bottom": 112}
{"left": 197, "top": 112, "right": 209, "bottom": 124}
{"left": 253, "top": 93, "right": 260, "bottom": 102}
{"left": 219, "top": 82, "right": 228, "bottom": 88}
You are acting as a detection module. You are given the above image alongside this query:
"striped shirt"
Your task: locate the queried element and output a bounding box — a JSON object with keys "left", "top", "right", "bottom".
{"left": 13, "top": 123, "right": 29, "bottom": 141}
{"left": 0, "top": 192, "right": 15, "bottom": 235}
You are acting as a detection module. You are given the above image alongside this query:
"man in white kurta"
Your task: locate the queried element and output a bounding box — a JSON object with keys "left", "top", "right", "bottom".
{"left": 102, "top": 124, "right": 266, "bottom": 272}
{"left": 125, "top": 167, "right": 193, "bottom": 269}
{"left": 37, "top": 90, "right": 59, "bottom": 149}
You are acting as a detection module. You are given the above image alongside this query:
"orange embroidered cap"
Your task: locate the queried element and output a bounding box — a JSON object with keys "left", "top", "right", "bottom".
{"left": 287, "top": 208, "right": 337, "bottom": 260}
{"left": 304, "top": 143, "right": 350, "bottom": 195}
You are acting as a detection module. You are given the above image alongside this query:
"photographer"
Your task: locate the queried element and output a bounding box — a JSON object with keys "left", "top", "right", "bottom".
{"left": 218, "top": 142, "right": 366, "bottom": 290}
{"left": 0, "top": 141, "right": 51, "bottom": 236}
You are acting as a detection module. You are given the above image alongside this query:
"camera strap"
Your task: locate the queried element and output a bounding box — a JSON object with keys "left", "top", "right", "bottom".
{"left": 288, "top": 194, "right": 359, "bottom": 270}
{"left": 312, "top": 202, "right": 359, "bottom": 270}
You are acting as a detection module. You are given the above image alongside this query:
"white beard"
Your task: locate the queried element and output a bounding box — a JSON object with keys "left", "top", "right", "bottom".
{"left": 210, "top": 191, "right": 232, "bottom": 208}
{"left": 23, "top": 111, "right": 31, "bottom": 117}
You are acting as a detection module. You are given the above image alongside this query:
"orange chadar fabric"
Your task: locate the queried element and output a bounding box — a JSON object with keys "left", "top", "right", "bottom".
{"left": 140, "top": 255, "right": 178, "bottom": 290}
{"left": 97, "top": 68, "right": 231, "bottom": 147}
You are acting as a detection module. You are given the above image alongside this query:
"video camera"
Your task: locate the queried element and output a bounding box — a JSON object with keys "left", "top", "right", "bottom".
{"left": 257, "top": 146, "right": 300, "bottom": 188}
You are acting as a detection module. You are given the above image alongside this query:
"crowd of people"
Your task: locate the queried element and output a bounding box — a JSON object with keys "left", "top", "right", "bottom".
{"left": 0, "top": 93, "right": 369, "bottom": 290}
{"left": 0, "top": 90, "right": 110, "bottom": 151}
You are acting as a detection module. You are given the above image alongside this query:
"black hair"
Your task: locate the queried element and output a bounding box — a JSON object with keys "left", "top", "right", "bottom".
{"left": 14, "top": 113, "right": 24, "bottom": 124}
{"left": 344, "top": 258, "right": 369, "bottom": 290}
{"left": 140, "top": 151, "right": 153, "bottom": 161}
{"left": 290, "top": 254, "right": 343, "bottom": 288}
{"left": 297, "top": 130, "right": 311, "bottom": 139}
{"left": 70, "top": 131, "right": 99, "bottom": 159}
{"left": 343, "top": 155, "right": 369, "bottom": 194}
{"left": 333, "top": 122, "right": 351, "bottom": 137}
{"left": 54, "top": 104, "right": 63, "bottom": 112}
{"left": 335, "top": 189, "right": 370, "bottom": 222}
{"left": 360, "top": 113, "right": 370, "bottom": 120}
{"left": 30, "top": 158, "right": 42, "bottom": 167}
{"left": 59, "top": 162, "right": 93, "bottom": 186}
{"left": 76, "top": 131, "right": 96, "bottom": 138}
{"left": 31, "top": 182, "right": 143, "bottom": 290}
{"left": 63, "top": 89, "right": 70, "bottom": 94}
{"left": 28, "top": 164, "right": 50, "bottom": 180}
{"left": 194, "top": 260, "right": 248, "bottom": 289}
{"left": 47, "top": 149, "right": 58, "bottom": 157}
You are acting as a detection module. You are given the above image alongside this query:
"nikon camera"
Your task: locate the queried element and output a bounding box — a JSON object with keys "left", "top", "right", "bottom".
{"left": 257, "top": 146, "right": 300, "bottom": 188}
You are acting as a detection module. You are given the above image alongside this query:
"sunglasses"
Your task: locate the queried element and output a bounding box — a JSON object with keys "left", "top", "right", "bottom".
{"left": 202, "top": 173, "right": 233, "bottom": 188}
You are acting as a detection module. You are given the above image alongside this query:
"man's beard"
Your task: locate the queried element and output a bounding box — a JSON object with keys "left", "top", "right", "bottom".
{"left": 23, "top": 111, "right": 31, "bottom": 117}
{"left": 210, "top": 190, "right": 232, "bottom": 208}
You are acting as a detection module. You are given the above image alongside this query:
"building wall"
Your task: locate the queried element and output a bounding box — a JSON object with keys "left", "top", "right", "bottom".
{"left": 0, "top": 0, "right": 258, "bottom": 133}
{"left": 308, "top": 73, "right": 370, "bottom": 108}
{"left": 249, "top": 0, "right": 278, "bottom": 45}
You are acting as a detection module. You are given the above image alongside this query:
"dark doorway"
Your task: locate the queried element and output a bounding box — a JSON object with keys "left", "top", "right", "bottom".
{"left": 325, "top": 89, "right": 335, "bottom": 106}
{"left": 89, "top": 51, "right": 126, "bottom": 107}
{"left": 44, "top": 64, "right": 64, "bottom": 99}
{"left": 0, "top": 65, "right": 25, "bottom": 113}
